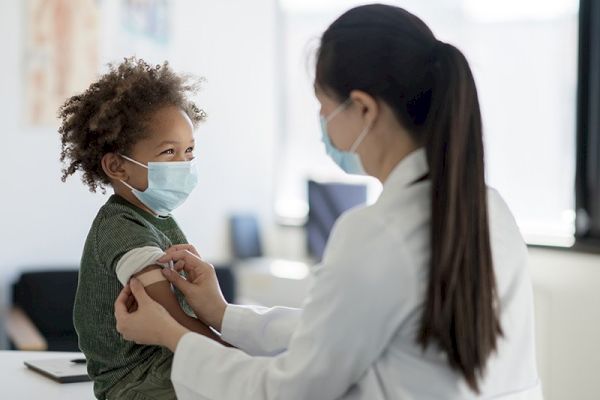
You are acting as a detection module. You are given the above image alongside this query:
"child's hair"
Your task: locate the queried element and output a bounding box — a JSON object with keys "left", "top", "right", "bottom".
{"left": 58, "top": 57, "right": 206, "bottom": 193}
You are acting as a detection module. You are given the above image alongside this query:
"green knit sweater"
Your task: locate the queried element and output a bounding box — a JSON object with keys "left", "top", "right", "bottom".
{"left": 73, "top": 194, "right": 193, "bottom": 399}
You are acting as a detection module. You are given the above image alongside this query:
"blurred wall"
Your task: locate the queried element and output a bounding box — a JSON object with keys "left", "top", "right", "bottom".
{"left": 0, "top": 0, "right": 280, "bottom": 346}
{"left": 529, "top": 248, "right": 600, "bottom": 400}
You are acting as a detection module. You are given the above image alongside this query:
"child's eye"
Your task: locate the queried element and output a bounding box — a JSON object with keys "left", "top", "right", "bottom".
{"left": 161, "top": 149, "right": 175, "bottom": 155}
{"left": 185, "top": 147, "right": 194, "bottom": 153}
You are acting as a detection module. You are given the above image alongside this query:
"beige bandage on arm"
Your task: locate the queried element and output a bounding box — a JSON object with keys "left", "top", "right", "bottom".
{"left": 135, "top": 268, "right": 167, "bottom": 286}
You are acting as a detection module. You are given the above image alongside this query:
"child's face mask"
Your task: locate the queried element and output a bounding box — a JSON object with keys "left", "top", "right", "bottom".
{"left": 119, "top": 154, "right": 198, "bottom": 216}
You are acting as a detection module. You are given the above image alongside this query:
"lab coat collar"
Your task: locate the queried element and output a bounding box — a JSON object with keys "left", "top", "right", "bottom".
{"left": 382, "top": 147, "right": 428, "bottom": 193}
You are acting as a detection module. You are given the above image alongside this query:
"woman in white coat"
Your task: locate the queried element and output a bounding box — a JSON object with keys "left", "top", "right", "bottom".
{"left": 115, "top": 4, "right": 542, "bottom": 399}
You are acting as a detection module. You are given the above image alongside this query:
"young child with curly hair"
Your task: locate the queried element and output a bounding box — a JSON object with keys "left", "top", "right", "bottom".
{"left": 59, "top": 58, "right": 223, "bottom": 400}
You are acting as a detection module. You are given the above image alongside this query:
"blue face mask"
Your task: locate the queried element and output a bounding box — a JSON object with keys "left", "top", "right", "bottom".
{"left": 320, "top": 100, "right": 371, "bottom": 175}
{"left": 119, "top": 155, "right": 198, "bottom": 216}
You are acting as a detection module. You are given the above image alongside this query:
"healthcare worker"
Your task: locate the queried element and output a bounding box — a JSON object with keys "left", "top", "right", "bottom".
{"left": 115, "top": 4, "right": 542, "bottom": 399}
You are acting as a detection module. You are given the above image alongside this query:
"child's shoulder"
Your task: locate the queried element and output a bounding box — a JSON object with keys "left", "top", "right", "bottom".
{"left": 89, "top": 196, "right": 168, "bottom": 261}
{"left": 93, "top": 195, "right": 154, "bottom": 236}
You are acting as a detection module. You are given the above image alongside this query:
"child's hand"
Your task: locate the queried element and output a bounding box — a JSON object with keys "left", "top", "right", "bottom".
{"left": 158, "top": 250, "right": 228, "bottom": 332}
{"left": 115, "top": 278, "right": 189, "bottom": 351}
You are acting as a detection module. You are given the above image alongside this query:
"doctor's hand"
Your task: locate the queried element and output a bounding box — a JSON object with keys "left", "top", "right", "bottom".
{"left": 114, "top": 278, "right": 190, "bottom": 352}
{"left": 158, "top": 250, "right": 228, "bottom": 332}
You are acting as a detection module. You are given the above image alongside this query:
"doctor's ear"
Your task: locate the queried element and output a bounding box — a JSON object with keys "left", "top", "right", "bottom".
{"left": 102, "top": 153, "right": 128, "bottom": 181}
{"left": 349, "top": 90, "right": 379, "bottom": 127}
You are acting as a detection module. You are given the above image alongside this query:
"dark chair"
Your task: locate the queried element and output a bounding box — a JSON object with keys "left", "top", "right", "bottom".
{"left": 229, "top": 214, "right": 263, "bottom": 259}
{"left": 213, "top": 266, "right": 236, "bottom": 303}
{"left": 7, "top": 269, "right": 80, "bottom": 352}
{"left": 307, "top": 180, "right": 367, "bottom": 261}
{"left": 5, "top": 267, "right": 236, "bottom": 352}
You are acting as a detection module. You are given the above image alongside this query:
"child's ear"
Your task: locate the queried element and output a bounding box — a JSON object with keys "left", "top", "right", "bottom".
{"left": 102, "top": 153, "right": 128, "bottom": 181}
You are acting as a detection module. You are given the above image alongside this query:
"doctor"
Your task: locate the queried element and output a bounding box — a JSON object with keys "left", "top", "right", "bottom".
{"left": 115, "top": 4, "right": 542, "bottom": 399}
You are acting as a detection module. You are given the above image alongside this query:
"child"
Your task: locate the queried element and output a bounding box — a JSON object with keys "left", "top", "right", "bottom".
{"left": 59, "top": 58, "right": 221, "bottom": 400}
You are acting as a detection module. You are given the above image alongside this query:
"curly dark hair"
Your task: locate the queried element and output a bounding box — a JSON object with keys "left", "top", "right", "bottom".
{"left": 58, "top": 57, "right": 207, "bottom": 193}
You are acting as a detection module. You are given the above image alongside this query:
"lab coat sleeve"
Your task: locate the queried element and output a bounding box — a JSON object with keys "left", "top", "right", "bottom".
{"left": 171, "top": 212, "right": 416, "bottom": 400}
{"left": 220, "top": 304, "right": 302, "bottom": 356}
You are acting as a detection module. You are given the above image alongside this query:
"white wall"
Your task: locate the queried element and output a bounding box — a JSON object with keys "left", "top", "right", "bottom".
{"left": 0, "top": 0, "right": 279, "bottom": 271}
{"left": 165, "top": 0, "right": 279, "bottom": 264}
{"left": 0, "top": 0, "right": 279, "bottom": 346}
{"left": 529, "top": 248, "right": 600, "bottom": 400}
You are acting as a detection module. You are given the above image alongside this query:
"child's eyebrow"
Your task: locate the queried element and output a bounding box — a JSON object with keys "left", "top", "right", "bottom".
{"left": 154, "top": 139, "right": 195, "bottom": 149}
{"left": 155, "top": 140, "right": 179, "bottom": 148}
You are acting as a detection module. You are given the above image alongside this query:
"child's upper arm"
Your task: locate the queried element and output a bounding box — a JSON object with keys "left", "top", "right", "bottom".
{"left": 132, "top": 265, "right": 189, "bottom": 320}
{"left": 116, "top": 248, "right": 185, "bottom": 319}
{"left": 132, "top": 265, "right": 226, "bottom": 343}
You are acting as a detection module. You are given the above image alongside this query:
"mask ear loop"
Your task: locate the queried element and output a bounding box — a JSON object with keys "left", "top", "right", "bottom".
{"left": 349, "top": 122, "right": 372, "bottom": 153}
{"left": 326, "top": 98, "right": 372, "bottom": 153}
{"left": 119, "top": 154, "right": 149, "bottom": 170}
{"left": 118, "top": 154, "right": 148, "bottom": 191}
{"left": 120, "top": 180, "right": 136, "bottom": 191}
{"left": 325, "top": 98, "right": 353, "bottom": 123}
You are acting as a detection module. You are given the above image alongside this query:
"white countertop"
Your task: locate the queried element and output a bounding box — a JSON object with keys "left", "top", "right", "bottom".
{"left": 0, "top": 350, "right": 94, "bottom": 399}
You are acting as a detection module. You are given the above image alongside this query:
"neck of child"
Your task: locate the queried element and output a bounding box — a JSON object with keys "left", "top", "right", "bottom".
{"left": 113, "top": 185, "right": 160, "bottom": 217}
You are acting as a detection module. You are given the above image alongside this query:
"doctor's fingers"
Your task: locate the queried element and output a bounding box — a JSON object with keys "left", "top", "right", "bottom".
{"left": 114, "top": 286, "right": 132, "bottom": 318}
{"left": 159, "top": 249, "right": 204, "bottom": 270}
{"left": 171, "top": 260, "right": 203, "bottom": 282}
{"left": 162, "top": 267, "right": 197, "bottom": 296}
{"left": 158, "top": 248, "right": 199, "bottom": 265}
{"left": 181, "top": 257, "right": 215, "bottom": 281}
{"left": 164, "top": 244, "right": 201, "bottom": 258}
{"left": 125, "top": 295, "right": 138, "bottom": 312}
{"left": 173, "top": 260, "right": 185, "bottom": 271}
{"left": 129, "top": 278, "right": 154, "bottom": 305}
{"left": 117, "top": 285, "right": 138, "bottom": 311}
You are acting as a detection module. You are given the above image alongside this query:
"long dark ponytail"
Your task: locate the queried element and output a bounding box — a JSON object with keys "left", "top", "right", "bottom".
{"left": 315, "top": 4, "right": 502, "bottom": 393}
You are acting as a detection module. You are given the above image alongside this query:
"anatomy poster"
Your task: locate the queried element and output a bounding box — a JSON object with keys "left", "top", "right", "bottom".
{"left": 24, "top": 0, "right": 100, "bottom": 127}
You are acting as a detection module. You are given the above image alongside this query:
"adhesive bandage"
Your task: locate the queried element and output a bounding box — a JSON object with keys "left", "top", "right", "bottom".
{"left": 135, "top": 268, "right": 167, "bottom": 287}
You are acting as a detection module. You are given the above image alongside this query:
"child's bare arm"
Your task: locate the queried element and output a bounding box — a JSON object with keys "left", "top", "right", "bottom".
{"left": 132, "top": 265, "right": 230, "bottom": 346}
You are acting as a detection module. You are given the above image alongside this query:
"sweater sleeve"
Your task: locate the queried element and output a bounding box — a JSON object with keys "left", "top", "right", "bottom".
{"left": 115, "top": 246, "right": 174, "bottom": 285}
{"left": 94, "top": 213, "right": 165, "bottom": 278}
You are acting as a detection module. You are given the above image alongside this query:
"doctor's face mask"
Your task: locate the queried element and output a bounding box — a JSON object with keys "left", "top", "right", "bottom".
{"left": 319, "top": 99, "right": 371, "bottom": 175}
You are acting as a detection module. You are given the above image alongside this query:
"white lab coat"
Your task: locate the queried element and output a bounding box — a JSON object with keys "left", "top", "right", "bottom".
{"left": 170, "top": 149, "right": 543, "bottom": 400}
